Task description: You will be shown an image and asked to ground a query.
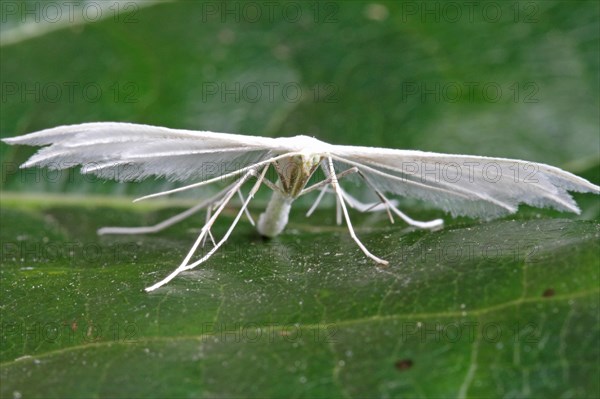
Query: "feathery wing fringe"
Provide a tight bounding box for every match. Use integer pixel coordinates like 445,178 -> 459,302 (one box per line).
3,122 -> 280,182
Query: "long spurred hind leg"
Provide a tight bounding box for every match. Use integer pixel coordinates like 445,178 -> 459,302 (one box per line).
328,155 -> 444,229
145,166 -> 269,292
354,170 -> 443,229
144,169 -> 257,292
97,181 -> 239,236
176,165 -> 269,272
302,166 -> 364,221
303,163 -> 395,221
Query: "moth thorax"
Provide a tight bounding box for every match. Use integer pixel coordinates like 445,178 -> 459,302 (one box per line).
274,154 -> 321,198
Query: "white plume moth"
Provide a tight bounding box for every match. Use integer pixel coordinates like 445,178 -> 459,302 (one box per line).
3,122 -> 599,291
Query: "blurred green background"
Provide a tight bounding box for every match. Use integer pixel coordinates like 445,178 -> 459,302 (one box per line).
1,0 -> 598,195
1,1 -> 599,398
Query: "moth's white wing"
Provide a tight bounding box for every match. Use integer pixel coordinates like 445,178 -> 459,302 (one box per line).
331,145 -> 599,219
3,122 -> 291,181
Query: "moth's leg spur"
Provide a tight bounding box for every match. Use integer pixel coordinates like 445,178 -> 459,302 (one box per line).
237,190 -> 256,226
97,182 -> 238,236
201,206 -> 217,248
306,184 -> 329,217
355,170 -> 444,230
326,156 -> 389,265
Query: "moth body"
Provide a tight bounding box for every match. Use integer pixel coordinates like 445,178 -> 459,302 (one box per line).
258,153 -> 322,237
257,189 -> 293,237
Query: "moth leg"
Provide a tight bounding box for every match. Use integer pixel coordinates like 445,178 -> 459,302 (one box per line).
305,184 -> 329,217
97,181 -> 239,236
303,164 -> 395,223
338,187 -> 395,223
177,165 -> 269,271
237,189 -> 256,226
319,164 -> 394,223
326,156 -> 388,265
145,165 -> 270,292
335,194 -> 342,225
201,206 -> 217,248
300,167 -> 358,196
355,170 -> 444,229
261,177 -> 286,195
306,184 -> 397,219
301,167 -> 358,218
145,168 -> 257,292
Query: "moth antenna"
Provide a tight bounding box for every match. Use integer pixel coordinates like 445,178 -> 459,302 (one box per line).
134,152 -> 301,202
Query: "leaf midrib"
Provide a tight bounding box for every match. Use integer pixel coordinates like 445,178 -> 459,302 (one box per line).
2,287 -> 597,368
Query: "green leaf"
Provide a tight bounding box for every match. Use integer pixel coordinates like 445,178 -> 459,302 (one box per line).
1,1 -> 599,398
1,195 -> 599,398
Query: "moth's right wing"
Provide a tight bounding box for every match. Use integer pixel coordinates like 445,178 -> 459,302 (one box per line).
330,145 -> 599,219
3,122 -> 288,182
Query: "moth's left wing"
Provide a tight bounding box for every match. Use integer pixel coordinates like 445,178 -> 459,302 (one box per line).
3,122 -> 291,182
330,145 -> 599,219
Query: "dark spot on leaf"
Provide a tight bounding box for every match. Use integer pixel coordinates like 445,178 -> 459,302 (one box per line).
62,320 -> 78,332
542,288 -> 555,297
394,359 -> 413,371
